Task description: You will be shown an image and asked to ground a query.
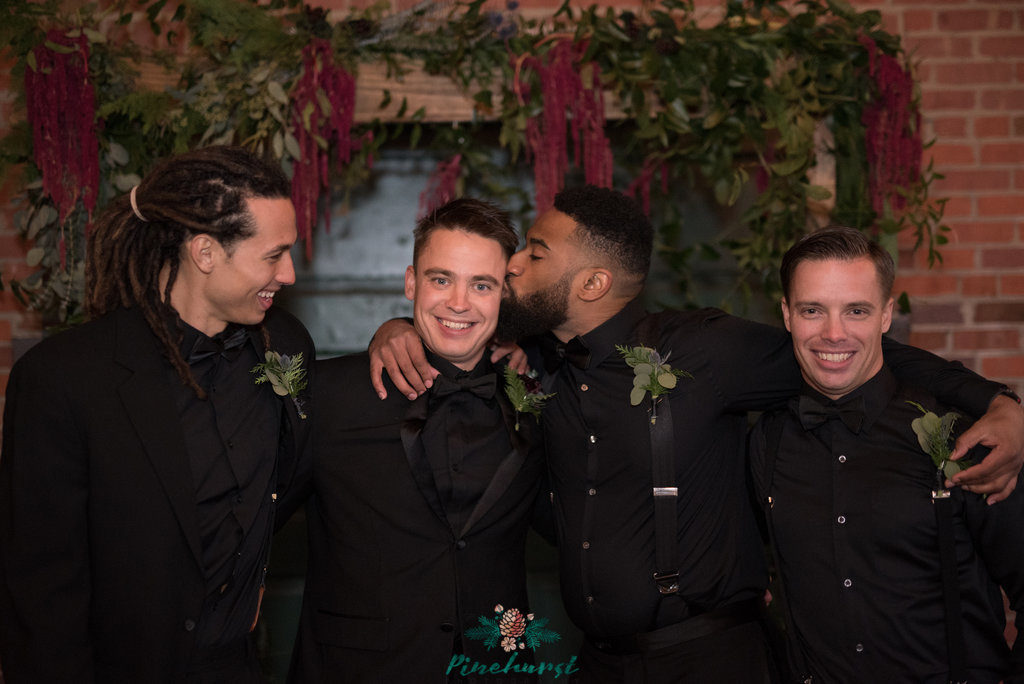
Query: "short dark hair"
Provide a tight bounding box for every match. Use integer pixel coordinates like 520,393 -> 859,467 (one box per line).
413,198 -> 518,265
86,145 -> 291,397
553,185 -> 652,280
780,226 -> 895,300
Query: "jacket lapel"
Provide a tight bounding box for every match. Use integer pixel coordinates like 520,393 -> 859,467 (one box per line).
113,309 -> 204,569
457,393 -> 530,538
399,394 -> 449,526
250,328 -> 306,492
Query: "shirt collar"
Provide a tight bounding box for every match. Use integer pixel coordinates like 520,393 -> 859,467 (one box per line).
567,296 -> 648,371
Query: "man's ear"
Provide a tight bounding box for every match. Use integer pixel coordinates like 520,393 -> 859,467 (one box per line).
187,234 -> 217,274
404,265 -> 416,302
881,296 -> 895,334
576,268 -> 613,303
781,298 -> 792,332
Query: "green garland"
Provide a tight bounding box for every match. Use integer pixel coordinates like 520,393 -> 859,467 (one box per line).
0,0 -> 946,326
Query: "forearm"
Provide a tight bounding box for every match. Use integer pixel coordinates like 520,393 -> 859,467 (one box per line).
882,336 -> 1005,416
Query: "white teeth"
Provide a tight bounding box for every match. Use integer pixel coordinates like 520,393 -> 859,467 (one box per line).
440,319 -> 471,330
817,352 -> 851,362
258,290 -> 275,299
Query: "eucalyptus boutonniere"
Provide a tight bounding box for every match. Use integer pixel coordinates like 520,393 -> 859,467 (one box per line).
503,366 -> 555,431
907,400 -> 974,488
616,345 -> 692,423
252,351 -> 308,419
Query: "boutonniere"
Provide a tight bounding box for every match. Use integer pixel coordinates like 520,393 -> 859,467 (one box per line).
907,400 -> 974,488
503,366 -> 555,431
252,351 -> 308,419
616,345 -> 692,423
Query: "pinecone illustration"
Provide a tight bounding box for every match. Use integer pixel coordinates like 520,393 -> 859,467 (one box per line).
498,608 -> 526,638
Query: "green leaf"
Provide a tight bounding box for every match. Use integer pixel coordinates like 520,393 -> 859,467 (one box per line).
629,387 -> 646,406
942,460 -> 961,480
267,80 -> 289,105
26,247 -> 46,267
770,156 -> 806,176
284,132 -> 302,159
108,141 -> 130,166
27,205 -> 58,240
82,27 -> 106,44
658,372 -> 677,388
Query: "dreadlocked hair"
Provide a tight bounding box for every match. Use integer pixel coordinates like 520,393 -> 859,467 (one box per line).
86,145 -> 291,397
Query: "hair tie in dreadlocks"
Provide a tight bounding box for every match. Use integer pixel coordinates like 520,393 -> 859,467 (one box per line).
130,185 -> 148,222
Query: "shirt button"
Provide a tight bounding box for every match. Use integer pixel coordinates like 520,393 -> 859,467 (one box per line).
843,578 -> 853,588
184,619 -> 196,632
838,454 -> 847,463
585,596 -> 595,605
837,515 -> 846,524
440,623 -> 454,633
855,643 -> 864,653
589,435 -> 597,444
271,492 -> 278,502
580,384 -> 589,391
456,539 -> 467,550
588,488 -> 597,496
582,541 -> 590,550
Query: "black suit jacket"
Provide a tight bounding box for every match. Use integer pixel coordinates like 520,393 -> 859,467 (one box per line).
0,305 -> 314,683
289,353 -> 546,683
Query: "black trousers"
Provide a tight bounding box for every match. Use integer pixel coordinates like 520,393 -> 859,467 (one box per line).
577,620 -> 774,684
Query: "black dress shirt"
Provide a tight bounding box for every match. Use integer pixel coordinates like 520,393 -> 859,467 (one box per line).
752,367 -> 1024,683
422,352 -> 510,535
540,296 -> 1007,641
175,322 -> 281,647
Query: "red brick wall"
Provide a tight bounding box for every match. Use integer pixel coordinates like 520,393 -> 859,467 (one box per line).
883,0 -> 1024,394
0,0 -> 1021,408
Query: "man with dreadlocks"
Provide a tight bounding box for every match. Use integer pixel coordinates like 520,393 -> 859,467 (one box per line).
0,145 -> 314,683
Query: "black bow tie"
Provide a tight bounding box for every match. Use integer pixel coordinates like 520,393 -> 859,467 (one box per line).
797,394 -> 865,433
540,335 -> 591,373
431,373 -> 497,400
187,326 -> 248,365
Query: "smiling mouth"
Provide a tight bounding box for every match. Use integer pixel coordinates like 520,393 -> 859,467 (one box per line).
438,318 -> 473,330
816,351 -> 852,362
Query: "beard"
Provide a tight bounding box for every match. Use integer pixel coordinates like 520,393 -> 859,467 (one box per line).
496,271 -> 572,343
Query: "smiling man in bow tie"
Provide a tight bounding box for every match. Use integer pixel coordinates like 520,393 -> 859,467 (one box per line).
749,226 -> 1024,683
289,198 -> 548,683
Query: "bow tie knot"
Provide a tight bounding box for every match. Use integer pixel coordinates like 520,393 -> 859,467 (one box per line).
432,373 -> 497,400
187,326 -> 248,365
797,394 -> 865,433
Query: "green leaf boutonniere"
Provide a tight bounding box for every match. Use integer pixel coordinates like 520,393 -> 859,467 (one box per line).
616,345 -> 692,423
252,351 -> 308,419
503,366 -> 555,431
907,400 -> 973,485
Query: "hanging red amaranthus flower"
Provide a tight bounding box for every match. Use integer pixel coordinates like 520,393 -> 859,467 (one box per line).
858,35 -> 922,218
514,38 -> 613,213
419,154 -> 462,218
24,29 -> 100,229
290,38 -> 358,259
625,159 -> 669,217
